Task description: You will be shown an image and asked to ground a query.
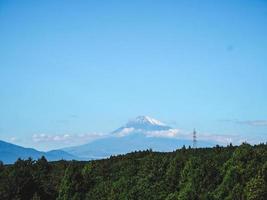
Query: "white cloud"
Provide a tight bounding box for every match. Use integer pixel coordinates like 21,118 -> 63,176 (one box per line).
175,130 -> 241,145
146,129 -> 240,145
113,127 -> 237,145
114,128 -> 180,138
32,132 -> 105,145
145,129 -> 180,138
31,128 -> 244,150
116,128 -> 135,137
222,119 -> 267,127
237,120 -> 267,127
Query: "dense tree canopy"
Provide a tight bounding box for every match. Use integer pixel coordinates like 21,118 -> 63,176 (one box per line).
0,143 -> 266,200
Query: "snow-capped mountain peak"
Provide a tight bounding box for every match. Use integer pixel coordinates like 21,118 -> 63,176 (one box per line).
112,116 -> 174,137
127,116 -> 166,126
124,116 -> 170,130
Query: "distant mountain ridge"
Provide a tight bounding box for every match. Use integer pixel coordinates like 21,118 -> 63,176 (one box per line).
112,116 -> 172,135
64,116 -> 214,159
1,116 -> 215,163
0,140 -> 78,164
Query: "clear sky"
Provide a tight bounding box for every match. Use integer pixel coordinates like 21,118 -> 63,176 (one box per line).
0,0 -> 267,150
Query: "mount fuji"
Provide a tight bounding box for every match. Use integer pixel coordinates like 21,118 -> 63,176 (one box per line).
112,116 -> 173,136
63,116 -> 214,159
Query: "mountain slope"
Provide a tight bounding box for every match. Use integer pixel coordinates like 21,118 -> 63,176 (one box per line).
0,140 -> 78,164
112,116 -> 172,136
64,133 -> 213,159
64,116 -> 214,159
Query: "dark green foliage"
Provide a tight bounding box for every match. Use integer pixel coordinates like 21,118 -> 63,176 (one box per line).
57,162 -> 87,200
0,144 -> 266,199
245,176 -> 267,200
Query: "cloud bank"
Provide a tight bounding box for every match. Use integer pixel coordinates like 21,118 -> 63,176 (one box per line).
114,128 -> 239,145
236,120 -> 267,127
32,132 -> 106,147
222,119 -> 267,127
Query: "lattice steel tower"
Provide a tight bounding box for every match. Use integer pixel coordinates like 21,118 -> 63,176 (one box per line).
193,129 -> 197,148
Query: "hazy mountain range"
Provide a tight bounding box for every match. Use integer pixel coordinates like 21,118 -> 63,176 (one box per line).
0,116 -> 214,164
63,116 -> 214,159
0,140 -> 78,164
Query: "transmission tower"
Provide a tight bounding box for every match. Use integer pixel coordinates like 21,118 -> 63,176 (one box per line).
193,129 -> 197,148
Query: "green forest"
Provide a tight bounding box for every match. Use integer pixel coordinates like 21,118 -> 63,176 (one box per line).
0,143 -> 266,200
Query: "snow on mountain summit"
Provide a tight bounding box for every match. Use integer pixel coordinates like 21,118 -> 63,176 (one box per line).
112,116 -> 177,137
127,116 -> 166,126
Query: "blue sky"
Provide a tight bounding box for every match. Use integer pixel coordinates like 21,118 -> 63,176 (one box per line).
0,0 -> 267,150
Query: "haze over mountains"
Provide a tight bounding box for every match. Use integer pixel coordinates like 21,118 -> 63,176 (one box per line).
63,116 -> 214,159
0,140 -> 77,164
1,116 -> 214,164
